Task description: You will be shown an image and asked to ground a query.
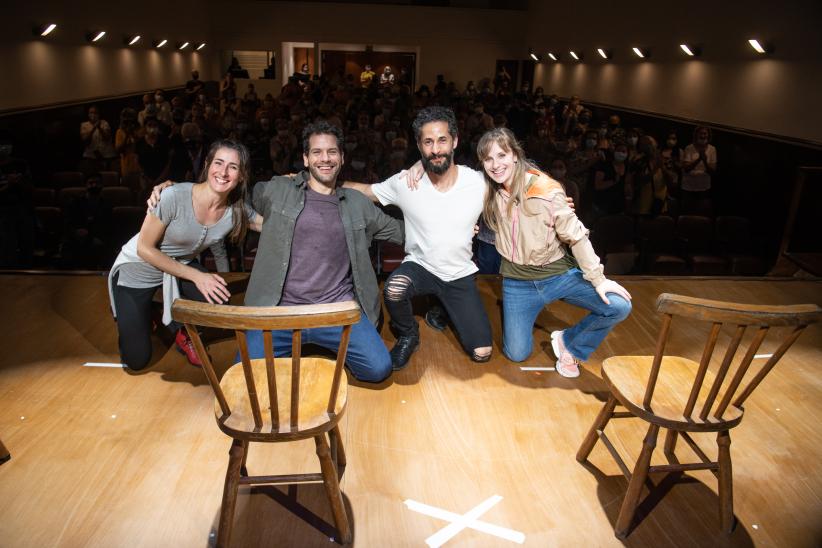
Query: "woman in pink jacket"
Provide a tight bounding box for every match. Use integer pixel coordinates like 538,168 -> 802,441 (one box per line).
478,127 -> 632,377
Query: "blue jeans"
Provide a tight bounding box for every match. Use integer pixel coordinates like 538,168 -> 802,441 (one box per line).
244,315 -> 392,383
502,268 -> 632,362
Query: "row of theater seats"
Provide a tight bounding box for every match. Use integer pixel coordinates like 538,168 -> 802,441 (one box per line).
590,215 -> 766,276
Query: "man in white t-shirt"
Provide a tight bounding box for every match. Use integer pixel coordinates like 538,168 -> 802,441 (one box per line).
345,106 -> 493,370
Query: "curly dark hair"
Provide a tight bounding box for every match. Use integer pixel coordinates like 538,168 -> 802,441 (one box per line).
411,106 -> 458,142
301,120 -> 344,154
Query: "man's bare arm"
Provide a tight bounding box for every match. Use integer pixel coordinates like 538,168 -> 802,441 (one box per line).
341,181 -> 378,202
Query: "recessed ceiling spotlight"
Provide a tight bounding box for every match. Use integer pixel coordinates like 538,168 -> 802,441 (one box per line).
196,43 -> 206,51
547,52 -> 557,61
36,23 -> 57,37
178,42 -> 190,50
569,50 -> 580,60
748,39 -> 766,54
127,35 -> 141,46
89,31 -> 106,43
597,48 -> 610,60
632,47 -> 647,59
154,39 -> 168,48
680,44 -> 695,56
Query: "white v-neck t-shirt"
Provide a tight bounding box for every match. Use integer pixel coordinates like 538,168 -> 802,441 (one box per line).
372,165 -> 486,281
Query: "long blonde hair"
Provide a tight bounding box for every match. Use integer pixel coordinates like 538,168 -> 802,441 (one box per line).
476,127 -> 539,232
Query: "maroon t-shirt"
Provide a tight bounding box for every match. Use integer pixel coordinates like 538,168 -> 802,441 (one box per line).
279,188 -> 355,306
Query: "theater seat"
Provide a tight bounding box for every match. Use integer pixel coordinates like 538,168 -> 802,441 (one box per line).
638,216 -> 687,275
675,216 -> 727,275
715,216 -> 764,275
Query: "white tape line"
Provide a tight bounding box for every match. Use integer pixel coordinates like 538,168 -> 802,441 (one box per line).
425,495 -> 503,547
405,495 -> 524,547
520,366 -> 555,371
754,354 -> 773,359
405,500 -> 525,544
83,362 -> 125,368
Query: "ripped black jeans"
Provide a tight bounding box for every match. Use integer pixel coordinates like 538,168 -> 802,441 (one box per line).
384,261 -> 492,357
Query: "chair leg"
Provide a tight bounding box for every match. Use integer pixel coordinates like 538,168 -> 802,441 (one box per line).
240,440 -> 249,477
217,439 -> 246,548
717,430 -> 735,533
315,435 -> 352,544
615,423 -> 659,539
329,425 -> 347,471
663,430 -> 678,461
0,437 -> 9,464
576,395 -> 618,462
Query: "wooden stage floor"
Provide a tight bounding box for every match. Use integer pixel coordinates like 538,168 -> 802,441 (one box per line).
0,274 -> 820,547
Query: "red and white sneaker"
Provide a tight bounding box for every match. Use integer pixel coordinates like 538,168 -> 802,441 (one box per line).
175,329 -> 203,367
550,330 -> 580,378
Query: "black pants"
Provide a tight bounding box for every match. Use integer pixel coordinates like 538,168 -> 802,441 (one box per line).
384,261 -> 492,354
112,261 -> 208,370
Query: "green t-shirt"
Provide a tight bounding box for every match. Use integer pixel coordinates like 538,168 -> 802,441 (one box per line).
500,252 -> 577,280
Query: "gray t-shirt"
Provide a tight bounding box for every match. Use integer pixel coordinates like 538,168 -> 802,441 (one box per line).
116,183 -> 253,288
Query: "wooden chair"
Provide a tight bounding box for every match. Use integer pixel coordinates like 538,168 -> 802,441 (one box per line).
172,299 -> 360,547
576,293 -> 821,539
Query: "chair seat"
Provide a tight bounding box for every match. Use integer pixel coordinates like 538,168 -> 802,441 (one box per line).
216,357 -> 347,440
602,355 -> 743,431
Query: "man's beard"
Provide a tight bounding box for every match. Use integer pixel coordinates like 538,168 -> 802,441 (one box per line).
308,162 -> 340,185
421,151 -> 453,175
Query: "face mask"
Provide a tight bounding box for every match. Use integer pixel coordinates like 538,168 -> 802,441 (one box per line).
147,127 -> 159,136
667,139 -> 677,147
598,128 -> 607,137
351,160 -> 366,171
551,168 -> 566,179
549,99 -> 558,105
697,137 -> 708,145
628,137 -> 638,146
155,95 -> 163,102
585,139 -> 597,149
614,151 -> 628,162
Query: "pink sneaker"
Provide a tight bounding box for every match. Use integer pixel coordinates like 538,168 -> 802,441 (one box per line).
550,330 -> 580,378
175,328 -> 203,367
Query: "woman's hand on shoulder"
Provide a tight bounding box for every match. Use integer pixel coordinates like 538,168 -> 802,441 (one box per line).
193,271 -> 231,304
146,180 -> 175,211
399,160 -> 424,190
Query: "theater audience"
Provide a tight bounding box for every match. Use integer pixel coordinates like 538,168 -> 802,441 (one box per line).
115,108 -> 141,178
136,117 -> 170,196
681,126 -> 717,214
80,106 -> 117,174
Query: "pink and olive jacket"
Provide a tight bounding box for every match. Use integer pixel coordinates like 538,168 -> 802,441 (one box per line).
493,169 -> 606,287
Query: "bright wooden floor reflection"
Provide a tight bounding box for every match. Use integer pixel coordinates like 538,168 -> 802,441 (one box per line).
0,274 -> 820,547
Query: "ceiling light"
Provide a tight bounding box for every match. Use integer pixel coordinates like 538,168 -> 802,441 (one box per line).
196,43 -> 206,51
748,39 -> 766,54
90,31 -> 106,42
178,42 -> 189,50
597,48 -> 609,59
36,23 -> 57,37
680,44 -> 695,56
632,47 -> 645,58
569,51 -> 579,60
154,39 -> 167,48
127,35 -> 141,46
547,52 -> 557,61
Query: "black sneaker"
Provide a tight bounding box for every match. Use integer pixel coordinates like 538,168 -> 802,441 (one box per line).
424,306 -> 448,332
390,334 -> 420,371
